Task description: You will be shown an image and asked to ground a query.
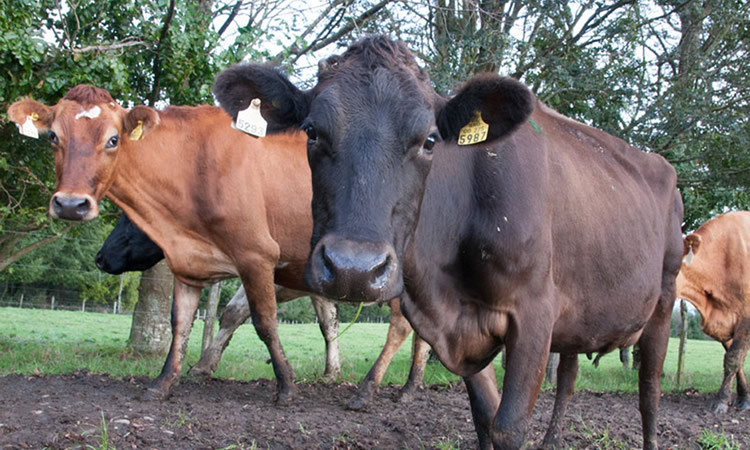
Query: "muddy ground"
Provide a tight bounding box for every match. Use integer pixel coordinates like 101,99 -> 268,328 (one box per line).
0,371 -> 748,449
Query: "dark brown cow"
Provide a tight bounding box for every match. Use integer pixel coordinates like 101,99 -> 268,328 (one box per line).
677,211 -> 750,413
214,36 -> 684,449
8,86 -> 428,408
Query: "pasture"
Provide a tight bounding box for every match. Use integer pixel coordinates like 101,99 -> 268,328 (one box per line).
0,306 -> 748,449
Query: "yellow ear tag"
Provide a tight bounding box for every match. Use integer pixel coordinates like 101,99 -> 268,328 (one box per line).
19,114 -> 39,139
457,110 -> 489,146
232,98 -> 267,137
130,120 -> 143,141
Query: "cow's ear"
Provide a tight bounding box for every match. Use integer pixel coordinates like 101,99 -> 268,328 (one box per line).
7,99 -> 54,133
124,106 -> 160,141
437,73 -> 534,144
213,63 -> 309,133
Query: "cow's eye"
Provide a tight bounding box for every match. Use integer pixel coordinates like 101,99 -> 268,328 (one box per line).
105,135 -> 119,149
421,133 -> 441,155
48,130 -> 59,145
303,123 -> 317,142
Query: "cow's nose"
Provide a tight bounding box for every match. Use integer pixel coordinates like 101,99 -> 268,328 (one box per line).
50,193 -> 93,221
306,235 -> 401,303
95,251 -> 105,270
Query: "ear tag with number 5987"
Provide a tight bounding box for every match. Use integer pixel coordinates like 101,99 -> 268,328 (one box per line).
457,110 -> 488,146
232,98 -> 267,138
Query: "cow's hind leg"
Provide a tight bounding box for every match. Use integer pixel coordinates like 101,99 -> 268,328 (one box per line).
715,320 -> 750,413
541,353 -> 579,449
347,298 -> 411,410
735,364 -> 750,411
144,280 -> 201,401
636,292 -> 674,450
310,295 -> 340,380
465,363 -> 501,450
188,286 -> 249,377
399,332 -> 430,403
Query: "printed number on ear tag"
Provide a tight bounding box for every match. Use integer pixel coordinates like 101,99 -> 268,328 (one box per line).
458,111 -> 488,146
19,115 -> 39,139
232,98 -> 267,137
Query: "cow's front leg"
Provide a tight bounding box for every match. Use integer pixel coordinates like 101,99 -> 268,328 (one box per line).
241,267 -> 296,405
348,297 -> 412,410
492,310 -> 552,449
144,280 -> 201,400
310,295 -> 340,380
541,352 -> 579,449
188,286 -> 250,377
464,362 -> 501,450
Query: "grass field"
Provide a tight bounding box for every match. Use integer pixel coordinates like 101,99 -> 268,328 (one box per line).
0,306 -> 741,394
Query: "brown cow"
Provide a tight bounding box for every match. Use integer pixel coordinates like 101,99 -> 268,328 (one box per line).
214,36 -> 684,449
7,86 -> 428,408
677,211 -> 750,413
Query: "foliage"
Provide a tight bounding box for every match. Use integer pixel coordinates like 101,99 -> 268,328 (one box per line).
2,0 -> 749,320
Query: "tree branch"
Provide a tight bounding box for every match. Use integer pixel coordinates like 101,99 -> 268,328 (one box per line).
0,225 -> 73,272
72,39 -> 148,54
286,0 -> 392,65
148,0 -> 177,106
217,0 -> 244,37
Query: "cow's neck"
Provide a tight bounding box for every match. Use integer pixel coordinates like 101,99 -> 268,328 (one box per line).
106,111 -> 236,285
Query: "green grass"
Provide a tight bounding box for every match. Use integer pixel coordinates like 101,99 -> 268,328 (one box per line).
0,306 -> 744,394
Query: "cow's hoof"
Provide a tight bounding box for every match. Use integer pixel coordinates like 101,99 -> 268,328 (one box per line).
143,387 -> 169,401
346,396 -> 369,411
275,388 -> 295,406
186,365 -> 211,378
713,402 -> 729,414
737,398 -> 750,411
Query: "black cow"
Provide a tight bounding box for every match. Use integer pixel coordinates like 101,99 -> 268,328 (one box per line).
214,35 -> 683,449
97,212 -> 430,409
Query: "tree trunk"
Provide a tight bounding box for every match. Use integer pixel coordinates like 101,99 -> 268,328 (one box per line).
128,260 -> 173,355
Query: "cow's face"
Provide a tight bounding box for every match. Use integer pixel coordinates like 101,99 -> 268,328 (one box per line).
96,213 -> 164,274
7,85 -> 158,221
214,36 -> 533,303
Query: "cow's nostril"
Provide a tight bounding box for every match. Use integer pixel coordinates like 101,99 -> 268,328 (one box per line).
95,252 -> 104,269
321,245 -> 335,282
372,254 -> 389,279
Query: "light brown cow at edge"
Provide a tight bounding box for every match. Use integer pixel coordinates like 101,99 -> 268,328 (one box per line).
677,211 -> 750,413
7,85 -> 429,408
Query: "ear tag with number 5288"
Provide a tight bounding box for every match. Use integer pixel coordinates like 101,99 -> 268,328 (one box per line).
457,110 -> 488,146
232,98 -> 267,138
19,114 -> 39,139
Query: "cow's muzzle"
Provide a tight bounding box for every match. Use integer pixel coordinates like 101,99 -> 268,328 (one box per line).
305,234 -> 402,303
50,193 -> 98,221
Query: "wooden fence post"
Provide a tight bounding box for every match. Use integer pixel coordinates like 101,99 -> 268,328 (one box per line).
676,299 -> 689,388
18,293 -> 24,308
50,295 -> 55,310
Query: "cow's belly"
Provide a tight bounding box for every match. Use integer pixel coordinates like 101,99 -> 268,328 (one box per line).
166,244 -> 238,287
549,285 -> 660,354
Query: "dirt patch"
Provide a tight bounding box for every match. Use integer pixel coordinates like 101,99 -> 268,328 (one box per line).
0,371 -> 748,449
